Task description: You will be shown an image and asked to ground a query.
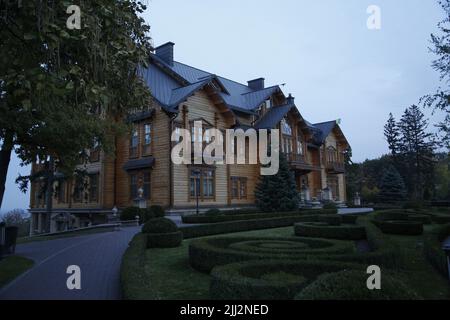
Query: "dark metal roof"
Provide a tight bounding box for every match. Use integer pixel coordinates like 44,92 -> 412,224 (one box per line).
312,121 -> 337,143
123,157 -> 155,171
254,104 -> 293,129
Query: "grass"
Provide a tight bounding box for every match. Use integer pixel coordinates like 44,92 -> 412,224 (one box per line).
137,215 -> 450,300
17,226 -> 117,244
0,255 -> 34,288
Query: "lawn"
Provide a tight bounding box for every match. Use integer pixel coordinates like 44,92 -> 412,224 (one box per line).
0,255 -> 34,288
140,215 -> 450,300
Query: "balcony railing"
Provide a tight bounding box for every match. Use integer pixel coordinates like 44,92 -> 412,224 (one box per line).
284,152 -> 317,172
325,161 -> 345,173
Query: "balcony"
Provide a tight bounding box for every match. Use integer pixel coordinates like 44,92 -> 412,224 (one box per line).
284,152 -> 317,173
325,161 -> 345,174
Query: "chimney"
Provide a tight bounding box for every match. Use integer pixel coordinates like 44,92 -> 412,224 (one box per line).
287,94 -> 295,105
247,78 -> 265,91
155,42 -> 175,66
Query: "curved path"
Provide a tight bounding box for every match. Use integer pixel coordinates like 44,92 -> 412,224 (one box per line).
0,226 -> 139,300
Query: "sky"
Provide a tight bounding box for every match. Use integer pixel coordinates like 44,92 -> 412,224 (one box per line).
1,0 -> 447,212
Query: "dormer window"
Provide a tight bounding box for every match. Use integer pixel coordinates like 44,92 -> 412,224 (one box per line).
265,98 -> 272,110
281,119 -> 292,136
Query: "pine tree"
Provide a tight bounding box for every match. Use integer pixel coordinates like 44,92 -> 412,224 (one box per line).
398,105 -> 436,200
378,166 -> 407,203
384,113 -> 400,156
254,154 -> 299,212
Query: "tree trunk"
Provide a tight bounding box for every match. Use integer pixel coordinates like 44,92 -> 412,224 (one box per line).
0,133 -> 14,209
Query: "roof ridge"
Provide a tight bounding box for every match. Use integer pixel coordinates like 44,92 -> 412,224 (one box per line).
240,85 -> 280,95
313,120 -> 337,126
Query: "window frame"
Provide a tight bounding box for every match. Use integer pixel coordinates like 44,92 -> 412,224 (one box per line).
142,123 -> 152,156
189,167 -> 215,201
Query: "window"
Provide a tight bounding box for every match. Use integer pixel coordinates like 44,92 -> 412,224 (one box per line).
283,136 -> 292,154
143,171 -> 151,200
89,174 -> 99,202
327,146 -> 337,163
142,123 -> 152,155
231,177 -> 247,200
89,138 -> 100,162
297,137 -> 303,155
281,119 -> 292,135
189,167 -> 215,200
129,126 -> 139,158
130,173 -> 138,199
73,179 -> 84,203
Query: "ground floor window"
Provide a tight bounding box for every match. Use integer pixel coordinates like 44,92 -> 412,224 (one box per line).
189,167 -> 215,200
130,173 -> 138,199
231,177 -> 247,200
89,174 -> 99,202
129,170 -> 151,200
327,175 -> 339,200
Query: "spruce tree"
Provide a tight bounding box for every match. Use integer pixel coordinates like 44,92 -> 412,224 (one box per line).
378,166 -> 407,203
255,154 -> 299,212
384,113 -> 400,156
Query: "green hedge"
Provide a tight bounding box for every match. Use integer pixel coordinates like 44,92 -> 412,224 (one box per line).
423,224 -> 450,279
120,233 -> 156,300
142,205 -> 165,223
431,214 -> 450,224
295,269 -> 419,300
294,222 -> 366,240
317,214 -> 342,226
147,231 -> 183,248
341,215 -> 359,224
142,217 -> 178,234
181,209 -> 337,224
373,220 -> 423,236
407,214 -> 432,225
210,260 -> 363,300
189,236 -> 355,273
120,207 -> 141,221
180,215 -> 321,239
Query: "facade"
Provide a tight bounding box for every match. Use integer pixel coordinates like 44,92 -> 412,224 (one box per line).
28,42 -> 350,234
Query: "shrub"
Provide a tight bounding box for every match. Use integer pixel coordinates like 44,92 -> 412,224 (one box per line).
431,214 -> 450,224
120,233 -> 156,299
180,215 -> 320,238
205,208 -> 221,216
141,205 -> 165,223
403,200 -> 425,210
317,214 -> 342,226
188,236 -> 354,273
407,214 -> 432,225
423,224 -> 450,279
210,260 -> 363,300
373,220 -> 423,236
322,202 -> 338,210
120,207 -> 141,221
147,232 -> 183,248
373,209 -> 410,222
341,215 -> 359,224
294,222 -> 366,240
142,217 -> 178,234
295,269 -> 419,300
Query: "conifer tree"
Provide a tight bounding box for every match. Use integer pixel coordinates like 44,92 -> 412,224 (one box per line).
255,154 -> 299,212
378,166 -> 407,203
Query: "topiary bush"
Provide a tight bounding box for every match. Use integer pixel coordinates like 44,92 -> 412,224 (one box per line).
205,208 -> 221,216
341,215 -> 359,224
373,220 -> 423,236
210,260 -> 363,300
295,269 -> 419,300
317,214 -> 342,226
423,223 -> 450,279
294,222 -> 366,240
142,218 -> 182,248
142,217 -> 178,234
188,236 -> 354,273
322,202 -> 338,210
141,205 -> 165,223
120,207 -> 141,221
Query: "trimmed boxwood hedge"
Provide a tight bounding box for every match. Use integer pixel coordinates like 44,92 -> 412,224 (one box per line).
423,223 -> 450,279
295,269 -> 419,300
317,214 -> 342,226
373,220 -> 423,236
147,232 -> 183,248
294,222 -> 366,240
189,236 -> 355,273
181,209 -> 337,224
180,215 -> 320,239
210,260 -> 363,300
407,214 -> 432,225
341,215 -> 359,224
142,218 -> 182,248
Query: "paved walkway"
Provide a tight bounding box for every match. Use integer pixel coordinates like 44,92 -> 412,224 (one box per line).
0,226 -> 139,300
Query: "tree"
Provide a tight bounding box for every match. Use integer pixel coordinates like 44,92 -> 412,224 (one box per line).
377,166 -> 407,203
254,154 -> 299,212
398,105 -> 436,199
0,1 -> 152,209
0,208 -> 29,226
384,113 -> 400,157
422,0 -> 450,149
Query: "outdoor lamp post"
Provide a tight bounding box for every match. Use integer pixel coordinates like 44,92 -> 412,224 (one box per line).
192,169 -> 201,215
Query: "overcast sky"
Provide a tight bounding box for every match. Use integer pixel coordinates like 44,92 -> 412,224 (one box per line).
1,0 -> 446,212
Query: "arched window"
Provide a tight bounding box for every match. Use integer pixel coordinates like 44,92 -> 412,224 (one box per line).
281,119 -> 292,136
